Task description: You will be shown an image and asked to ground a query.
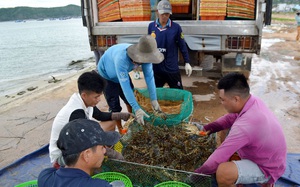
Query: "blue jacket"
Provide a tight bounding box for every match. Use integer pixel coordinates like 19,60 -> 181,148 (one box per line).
97,43 -> 157,111
148,19 -> 190,73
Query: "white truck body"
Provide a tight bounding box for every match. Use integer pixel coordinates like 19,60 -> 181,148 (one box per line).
81,0 -> 272,76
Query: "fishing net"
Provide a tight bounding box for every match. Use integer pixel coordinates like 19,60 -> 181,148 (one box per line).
134,88 -> 193,126
105,120 -> 216,187
101,159 -> 212,187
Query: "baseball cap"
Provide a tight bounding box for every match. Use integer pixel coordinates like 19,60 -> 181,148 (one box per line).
157,0 -> 172,15
57,119 -> 120,156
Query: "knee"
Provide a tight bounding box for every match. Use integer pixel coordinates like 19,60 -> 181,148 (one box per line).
216,162 -> 238,186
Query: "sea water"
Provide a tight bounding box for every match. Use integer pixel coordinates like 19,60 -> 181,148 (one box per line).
0,18 -> 94,97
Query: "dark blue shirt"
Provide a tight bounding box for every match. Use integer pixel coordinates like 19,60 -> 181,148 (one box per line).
148,19 -> 190,73
38,167 -> 111,187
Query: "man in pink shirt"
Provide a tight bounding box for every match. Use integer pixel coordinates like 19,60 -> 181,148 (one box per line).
194,73 -> 286,186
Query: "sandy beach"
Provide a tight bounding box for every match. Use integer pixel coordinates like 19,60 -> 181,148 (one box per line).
1,15 -> 300,170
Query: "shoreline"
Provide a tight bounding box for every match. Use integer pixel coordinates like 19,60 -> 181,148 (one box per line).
0,64 -> 98,169
0,60 -> 96,113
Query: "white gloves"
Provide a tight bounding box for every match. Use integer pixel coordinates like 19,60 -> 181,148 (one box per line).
135,109 -> 149,125
151,100 -> 167,120
151,100 -> 161,111
185,63 -> 192,77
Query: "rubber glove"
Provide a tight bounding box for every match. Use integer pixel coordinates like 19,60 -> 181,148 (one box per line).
151,100 -> 167,120
185,63 -> 192,77
111,112 -> 132,121
151,100 -> 161,111
135,109 -> 149,125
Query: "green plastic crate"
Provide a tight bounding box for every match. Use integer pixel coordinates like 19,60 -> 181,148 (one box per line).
154,181 -> 191,187
14,180 -> 37,187
92,172 -> 133,187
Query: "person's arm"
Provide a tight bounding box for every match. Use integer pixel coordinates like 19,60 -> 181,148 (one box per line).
116,59 -> 141,111
176,24 -> 190,64
195,125 -> 249,174
69,109 -> 86,121
142,63 -> 157,102
203,113 -> 238,134
147,22 -> 151,35
176,23 -> 192,76
92,107 -> 112,121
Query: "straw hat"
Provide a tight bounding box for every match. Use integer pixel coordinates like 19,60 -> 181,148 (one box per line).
127,35 -> 164,64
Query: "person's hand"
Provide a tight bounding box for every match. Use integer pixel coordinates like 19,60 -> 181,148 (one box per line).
111,112 -> 132,121
185,63 -> 192,77
192,122 -> 210,136
151,100 -> 167,120
135,109 -> 150,125
105,147 -> 124,160
151,100 -> 161,111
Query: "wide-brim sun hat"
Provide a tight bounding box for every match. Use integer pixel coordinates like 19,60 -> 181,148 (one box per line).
127,35 -> 164,64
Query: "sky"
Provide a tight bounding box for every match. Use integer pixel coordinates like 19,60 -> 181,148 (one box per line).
0,0 -> 81,8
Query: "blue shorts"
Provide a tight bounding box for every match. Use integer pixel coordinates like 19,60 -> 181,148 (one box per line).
233,159 -> 270,184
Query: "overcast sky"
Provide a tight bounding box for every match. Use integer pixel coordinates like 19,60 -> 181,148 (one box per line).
0,0 -> 81,8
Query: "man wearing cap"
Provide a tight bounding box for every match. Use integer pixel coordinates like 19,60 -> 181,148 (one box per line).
38,119 -> 122,187
296,11 -> 300,42
148,0 -> 192,90
97,35 -> 165,127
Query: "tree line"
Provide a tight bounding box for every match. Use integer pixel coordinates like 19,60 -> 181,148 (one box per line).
0,5 -> 81,22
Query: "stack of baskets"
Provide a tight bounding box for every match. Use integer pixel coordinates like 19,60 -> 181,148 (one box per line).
227,0 -> 255,19
119,0 -> 151,21
97,0 -> 121,22
169,0 -> 191,13
200,0 -> 227,20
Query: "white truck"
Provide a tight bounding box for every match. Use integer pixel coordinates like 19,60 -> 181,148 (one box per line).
81,0 -> 272,77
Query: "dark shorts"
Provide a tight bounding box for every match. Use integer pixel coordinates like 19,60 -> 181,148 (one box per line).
104,78 -> 134,112
154,71 -> 183,89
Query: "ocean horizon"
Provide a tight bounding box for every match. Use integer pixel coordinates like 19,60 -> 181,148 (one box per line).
0,18 -> 94,97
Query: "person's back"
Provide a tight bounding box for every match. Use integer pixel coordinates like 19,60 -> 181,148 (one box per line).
98,43 -> 131,82
194,73 -> 286,185
38,167 -> 111,187
230,95 -> 286,182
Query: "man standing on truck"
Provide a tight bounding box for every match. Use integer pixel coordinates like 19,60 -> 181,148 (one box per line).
296,11 -> 300,42
148,0 -> 192,89
97,35 -> 166,128
193,73 -> 286,186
